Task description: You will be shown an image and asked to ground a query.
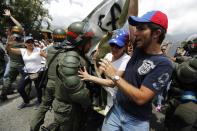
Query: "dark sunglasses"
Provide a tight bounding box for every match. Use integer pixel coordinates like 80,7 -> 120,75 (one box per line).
110,44 -> 123,49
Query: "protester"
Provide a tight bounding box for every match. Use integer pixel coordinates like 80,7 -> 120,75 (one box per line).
3,9 -> 22,28
79,29 -> 131,115
99,10 -> 173,131
161,44 -> 168,56
6,36 -> 46,109
126,38 -> 134,56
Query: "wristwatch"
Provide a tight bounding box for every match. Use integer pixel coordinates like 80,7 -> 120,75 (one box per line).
111,75 -> 120,82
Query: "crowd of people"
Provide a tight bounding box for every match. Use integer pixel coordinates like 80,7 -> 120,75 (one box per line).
0,0 -> 197,131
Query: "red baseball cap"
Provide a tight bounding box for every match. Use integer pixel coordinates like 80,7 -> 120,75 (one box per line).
128,10 -> 168,31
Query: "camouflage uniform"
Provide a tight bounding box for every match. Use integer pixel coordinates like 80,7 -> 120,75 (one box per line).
30,45 -> 64,131
30,28 -> 67,131
47,21 -> 93,131
164,35 -> 197,130
0,42 -> 24,99
52,50 -> 91,131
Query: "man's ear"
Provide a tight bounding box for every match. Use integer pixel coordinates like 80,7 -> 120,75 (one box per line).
153,29 -> 162,39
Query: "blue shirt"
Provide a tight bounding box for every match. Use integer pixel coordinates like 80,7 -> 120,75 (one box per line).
116,48 -> 173,121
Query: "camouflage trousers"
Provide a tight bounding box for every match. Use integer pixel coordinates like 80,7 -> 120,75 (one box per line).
51,99 -> 82,131
1,66 -> 22,95
30,79 -> 55,131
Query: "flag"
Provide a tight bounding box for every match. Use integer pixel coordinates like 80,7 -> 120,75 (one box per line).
84,0 -> 129,33
85,0 -> 136,59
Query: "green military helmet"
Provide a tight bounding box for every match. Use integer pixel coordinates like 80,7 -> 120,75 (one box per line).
11,26 -> 23,41
66,21 -> 94,46
186,34 -> 197,44
11,26 -> 23,35
52,28 -> 66,42
40,29 -> 52,40
176,58 -> 197,84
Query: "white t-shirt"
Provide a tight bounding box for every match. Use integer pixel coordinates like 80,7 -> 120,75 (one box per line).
103,52 -> 131,114
20,47 -> 44,73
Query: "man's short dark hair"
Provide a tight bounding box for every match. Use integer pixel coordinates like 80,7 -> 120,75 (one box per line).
147,23 -> 166,44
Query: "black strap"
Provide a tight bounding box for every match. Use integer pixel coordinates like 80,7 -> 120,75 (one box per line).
38,48 -> 63,88
48,49 -> 63,68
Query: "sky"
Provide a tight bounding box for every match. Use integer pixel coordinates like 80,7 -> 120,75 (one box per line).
45,0 -> 197,41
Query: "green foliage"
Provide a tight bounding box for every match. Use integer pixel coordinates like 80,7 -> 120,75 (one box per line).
0,0 -> 51,35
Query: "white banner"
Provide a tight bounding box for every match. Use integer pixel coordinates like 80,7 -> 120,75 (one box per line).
84,0 -> 131,58
84,0 -> 127,33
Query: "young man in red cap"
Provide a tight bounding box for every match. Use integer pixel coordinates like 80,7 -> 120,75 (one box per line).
100,10 -> 173,131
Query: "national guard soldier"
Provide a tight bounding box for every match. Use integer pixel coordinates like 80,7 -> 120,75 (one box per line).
43,21 -> 95,131
30,28 -> 66,131
0,26 -> 25,101
164,57 -> 197,131
164,35 -> 197,131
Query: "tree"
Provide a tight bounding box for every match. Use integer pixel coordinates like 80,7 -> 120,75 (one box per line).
0,0 -> 51,36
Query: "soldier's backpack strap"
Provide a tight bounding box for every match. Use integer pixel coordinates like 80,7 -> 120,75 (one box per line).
48,49 -> 64,68
38,49 -> 64,88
